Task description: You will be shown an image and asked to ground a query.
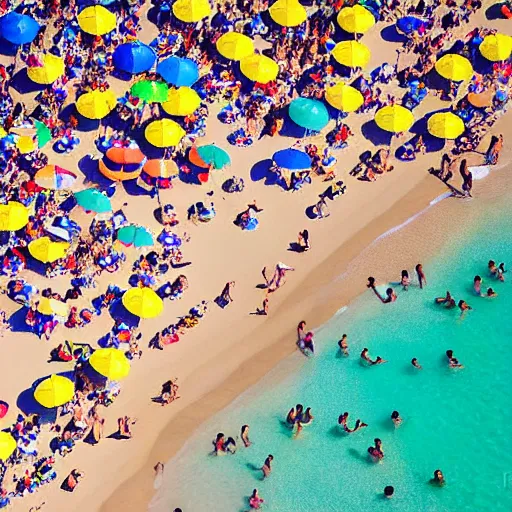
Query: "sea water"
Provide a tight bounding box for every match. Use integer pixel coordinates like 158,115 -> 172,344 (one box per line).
151,196 -> 512,512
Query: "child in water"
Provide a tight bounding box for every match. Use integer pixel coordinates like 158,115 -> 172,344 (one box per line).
411,358 -> 422,369
338,334 -> 349,356
401,270 -> 410,290
391,410 -> 402,427
368,438 -> 384,461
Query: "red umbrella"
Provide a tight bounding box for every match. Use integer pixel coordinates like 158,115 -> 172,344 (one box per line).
0,401 -> 8,419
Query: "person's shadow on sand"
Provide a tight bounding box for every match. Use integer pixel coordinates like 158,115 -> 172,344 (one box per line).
245,462 -> 265,481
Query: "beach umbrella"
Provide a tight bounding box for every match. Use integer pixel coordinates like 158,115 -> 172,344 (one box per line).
27,54 -> 65,85
0,401 -> 8,419
35,165 -> 78,190
117,225 -> 154,248
162,87 -> 201,116
131,80 -> 169,103
427,112 -> 465,139
172,0 -> 211,22
0,202 -> 29,231
0,432 -> 16,461
273,148 -> 311,170
332,41 -> 371,68
337,5 -> 375,34
479,34 -> 512,62
76,89 -> 117,119
325,83 -> 364,112
467,90 -> 494,108
74,189 -> 112,213
396,16 -> 427,35
34,375 -> 74,408
269,0 -> 307,27
28,237 -> 70,263
77,5 -> 116,35
99,146 -> 147,182
289,98 -> 330,131
375,105 -> 414,133
145,119 -> 185,147
189,145 -> 231,169
113,42 -> 157,74
90,348 -> 130,380
37,297 -> 69,317
435,54 -> 473,82
157,56 -> 199,87
240,54 -> 279,84
0,12 -> 40,45
34,120 -> 52,148
16,135 -> 37,154
122,287 -> 163,318
216,32 -> 254,61
139,159 -> 179,189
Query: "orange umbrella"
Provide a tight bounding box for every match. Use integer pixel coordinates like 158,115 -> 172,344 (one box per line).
138,159 -> 179,190
99,146 -> 147,181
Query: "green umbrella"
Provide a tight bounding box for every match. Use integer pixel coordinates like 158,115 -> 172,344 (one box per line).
195,145 -> 231,169
117,225 -> 154,248
34,120 -> 52,148
289,98 -> 330,132
130,80 -> 169,103
74,189 -> 112,214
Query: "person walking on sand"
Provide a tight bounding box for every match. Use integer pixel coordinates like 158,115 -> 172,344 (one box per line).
215,281 -> 235,309
416,264 -> 427,288
262,263 -> 294,292
261,455 -> 273,478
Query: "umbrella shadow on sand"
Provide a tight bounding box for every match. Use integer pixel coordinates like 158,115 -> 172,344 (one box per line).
361,120 -> 393,146
485,2 -> 507,19
409,113 -> 447,153
8,307 -> 33,334
0,37 -> 18,56
79,155 -> 113,189
380,25 -> 407,44
250,159 -> 279,186
109,299 -> 141,329
10,68 -> 45,94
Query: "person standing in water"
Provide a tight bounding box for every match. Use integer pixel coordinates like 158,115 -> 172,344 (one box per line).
473,276 -> 482,296
241,425 -> 251,447
416,264 -> 427,289
338,334 -> 349,356
261,455 -> 273,478
431,469 -> 445,485
411,358 -> 422,369
391,411 -> 402,427
401,270 -> 410,290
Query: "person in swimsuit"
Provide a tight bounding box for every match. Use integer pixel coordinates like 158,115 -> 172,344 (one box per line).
249,488 -> 264,509
415,264 -> 427,289
473,276 -> 482,296
445,298 -> 457,309
486,287 -> 497,297
286,407 -> 296,426
261,455 -> 273,478
61,469 -> 84,492
368,438 -> 384,461
435,291 -> 452,305
384,485 -> 395,498
446,350 -> 464,368
241,425 -> 251,447
488,260 -> 505,281
223,437 -> 237,454
338,334 -> 349,356
391,410 -> 402,427
458,300 -> 472,317
301,407 -> 314,424
214,433 -> 226,454
297,230 -> 310,251
401,270 -> 410,290
360,348 -> 372,364
431,469 -> 445,485
411,358 -> 422,369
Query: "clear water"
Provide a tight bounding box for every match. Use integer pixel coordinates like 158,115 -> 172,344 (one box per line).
151,197 -> 512,512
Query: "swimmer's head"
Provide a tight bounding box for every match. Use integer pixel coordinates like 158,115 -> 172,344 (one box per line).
391,411 -> 399,419
401,270 -> 408,278
474,275 -> 481,282
446,350 -> 453,358
488,260 -> 495,267
384,485 -> 394,498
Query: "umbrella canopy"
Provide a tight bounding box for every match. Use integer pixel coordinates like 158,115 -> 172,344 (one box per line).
157,56 -> 199,87
99,146 -> 147,182
396,16 -> 427,35
145,119 -> 185,147
332,41 -> 371,68
337,5 -> 375,34
0,432 -> 16,461
117,225 -> 154,248
143,159 -> 179,178
375,105 -> 414,133
27,54 -> 65,85
467,90 -> 494,108
189,144 -> 231,169
162,87 -> 201,116
75,189 -> 112,213
122,287 -> 163,318
35,165 -> 78,190
435,54 -> 473,81
289,98 -> 330,131
0,401 -> 8,419
113,42 -> 157,74
427,112 -> 465,139
0,202 -> 29,231
269,0 -> 307,27
29,237 -> 70,263
34,375 -> 74,408
131,80 -> 169,103
479,34 -> 512,62
216,32 -> 254,61
78,5 -> 116,35
172,0 -> 211,22
16,135 -> 37,154
37,297 -> 69,317
240,54 -> 279,83
0,12 -> 40,45
34,120 -> 52,148
90,348 -> 130,380
273,148 -> 312,170
76,89 -> 117,119
325,83 -> 364,112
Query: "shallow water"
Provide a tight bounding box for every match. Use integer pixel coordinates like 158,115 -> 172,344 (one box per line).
151,195 -> 512,512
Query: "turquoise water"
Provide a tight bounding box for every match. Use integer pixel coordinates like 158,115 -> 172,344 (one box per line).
152,197 -> 512,512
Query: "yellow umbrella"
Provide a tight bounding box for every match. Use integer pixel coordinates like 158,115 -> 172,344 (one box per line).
172,0 -> 211,22
269,0 -> 307,27
90,348 -> 130,380
0,201 -> 29,231
28,237 -> 70,263
240,54 -> 279,83
27,54 -> 65,85
216,32 -> 254,61
145,119 -> 185,147
0,432 -> 16,461
332,41 -> 371,68
162,87 -> 201,116
16,135 -> 37,154
479,34 -> 512,62
37,297 -> 69,317
325,83 -> 364,112
427,112 -> 465,139
337,5 -> 375,34
76,89 -> 117,119
435,54 -> 473,81
78,5 -> 116,35
34,375 -> 75,408
375,105 -> 414,133
122,287 -> 163,318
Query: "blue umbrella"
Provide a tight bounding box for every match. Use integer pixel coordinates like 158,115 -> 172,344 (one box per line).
273,148 -> 312,170
157,56 -> 199,87
113,42 -> 156,74
0,12 -> 40,45
396,16 -> 427,35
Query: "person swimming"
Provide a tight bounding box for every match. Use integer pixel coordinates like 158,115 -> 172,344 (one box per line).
338,334 -> 349,356
445,298 -> 457,309
473,276 -> 482,296
401,270 -> 410,290
361,348 -> 387,366
486,287 -> 497,297
446,350 -> 464,368
411,358 -> 422,369
339,412 -> 367,433
431,469 -> 445,485
391,410 -> 402,427
435,291 -> 452,304
368,438 -> 384,461
458,300 -> 472,316
384,485 -> 394,498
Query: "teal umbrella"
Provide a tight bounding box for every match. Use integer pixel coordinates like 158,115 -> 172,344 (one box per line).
130,80 -> 169,103
74,189 -> 112,213
117,225 -> 154,248
289,98 -> 330,132
190,145 -> 231,169
34,120 -> 52,148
